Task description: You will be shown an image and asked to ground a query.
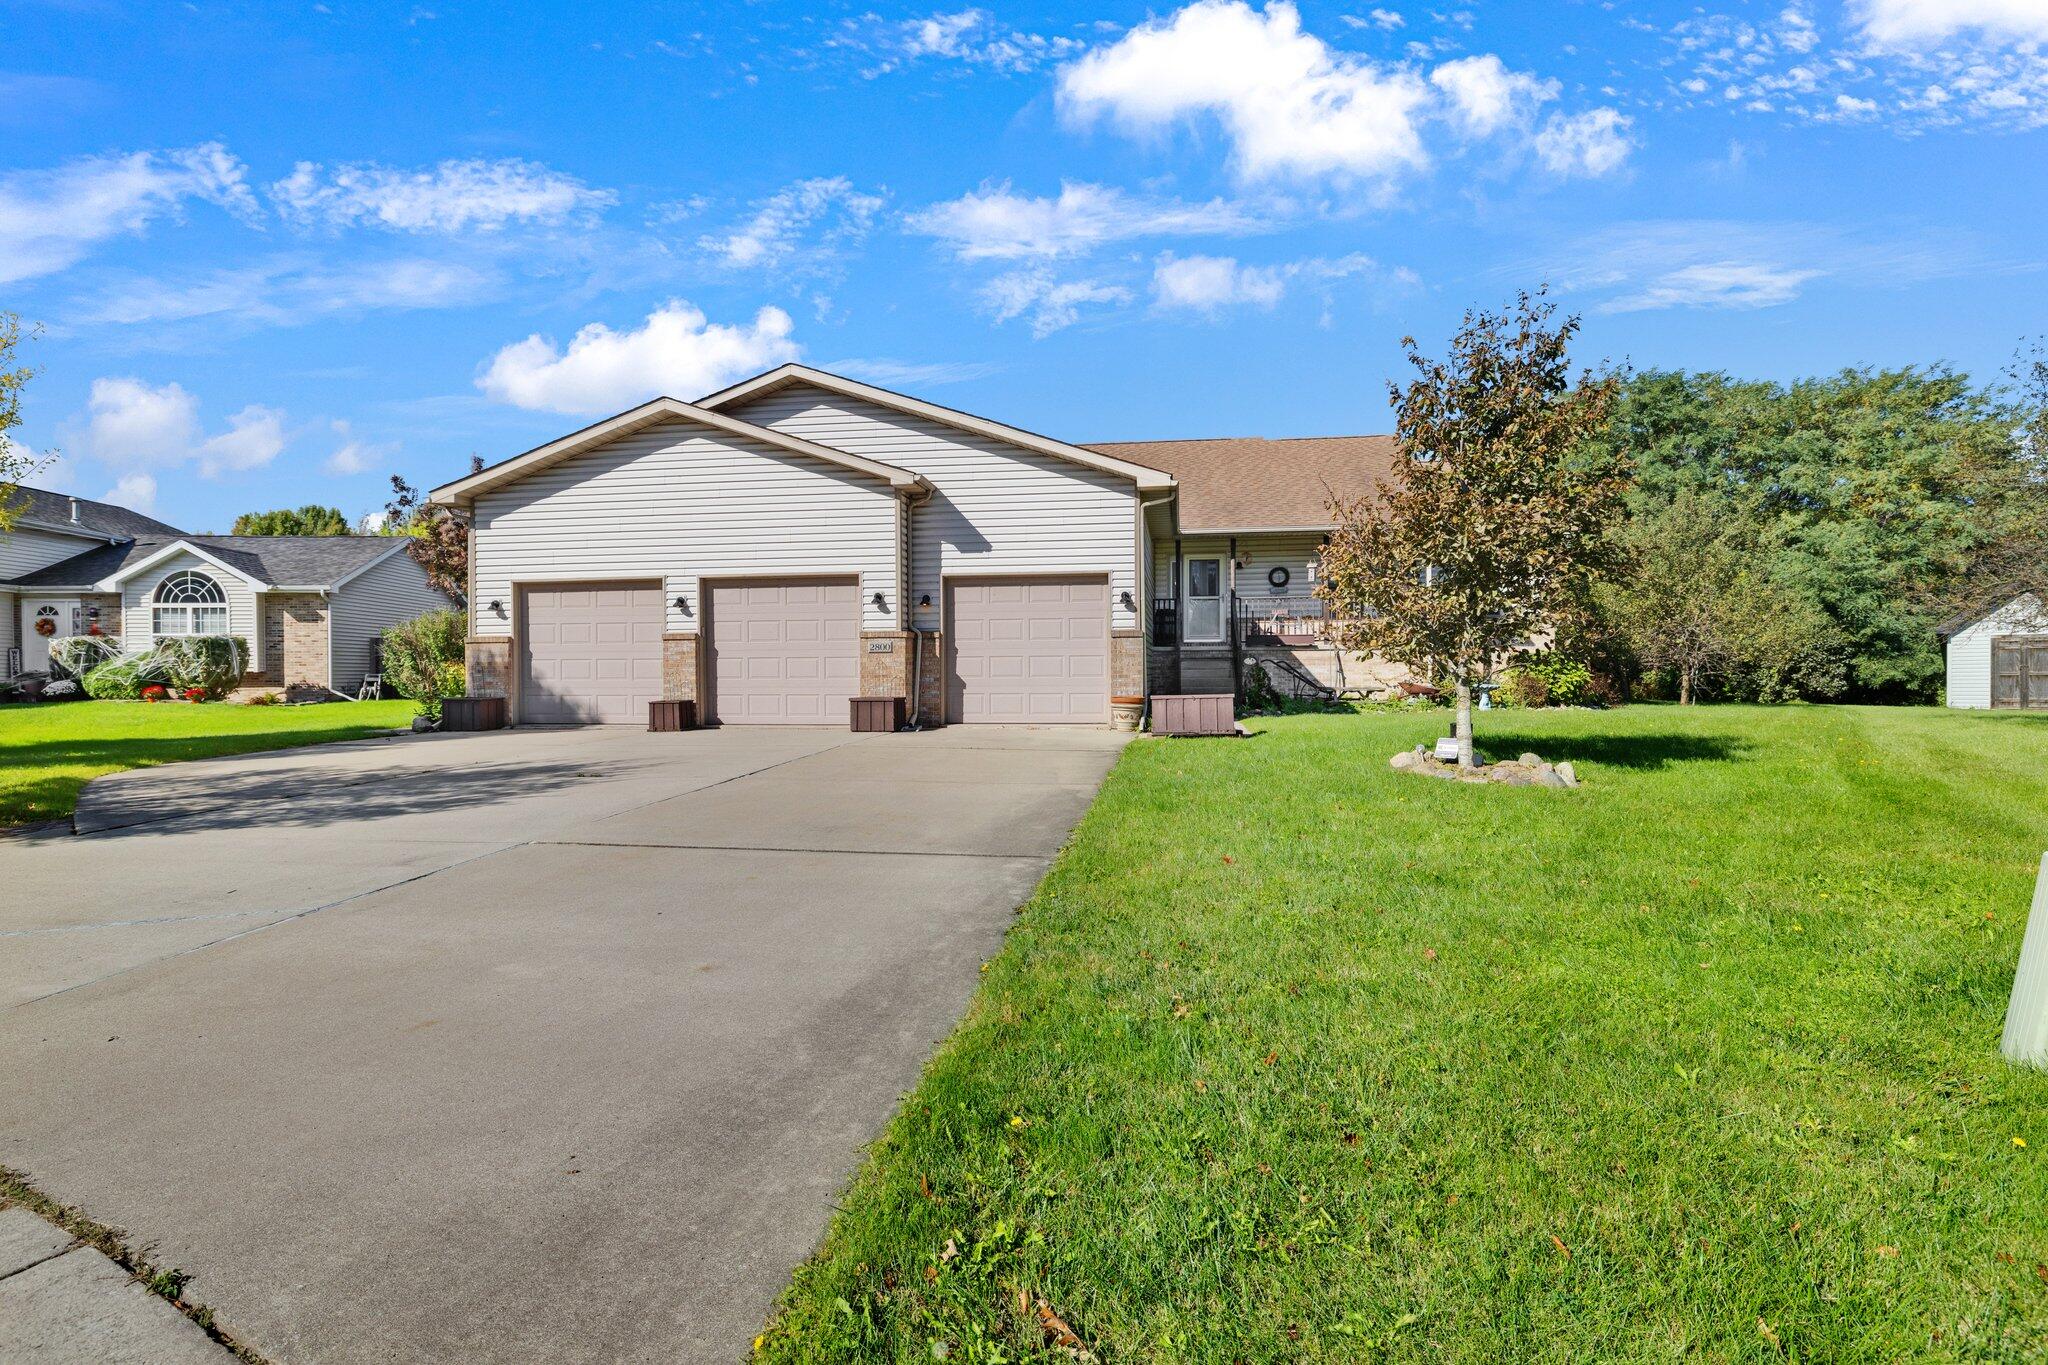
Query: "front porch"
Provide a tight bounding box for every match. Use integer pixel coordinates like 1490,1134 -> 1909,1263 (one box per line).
1149,593 -> 1414,700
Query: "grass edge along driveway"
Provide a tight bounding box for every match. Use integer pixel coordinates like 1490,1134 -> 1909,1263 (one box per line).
756,704 -> 2048,1363
0,699 -> 417,827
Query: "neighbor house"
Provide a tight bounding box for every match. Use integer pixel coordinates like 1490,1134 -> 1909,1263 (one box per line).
2,485 -> 454,697
1939,590 -> 2047,710
431,363 -> 1412,727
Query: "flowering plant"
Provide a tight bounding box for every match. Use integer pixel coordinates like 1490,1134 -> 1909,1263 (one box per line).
141,683 -> 170,701
182,687 -> 206,702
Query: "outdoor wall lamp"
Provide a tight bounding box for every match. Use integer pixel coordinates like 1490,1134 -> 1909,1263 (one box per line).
873,591 -> 888,611
1119,590 -> 1135,610
918,593 -> 932,608
488,599 -> 505,617
672,596 -> 690,614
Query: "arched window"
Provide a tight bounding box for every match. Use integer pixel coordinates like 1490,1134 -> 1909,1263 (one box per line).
153,570 -> 229,638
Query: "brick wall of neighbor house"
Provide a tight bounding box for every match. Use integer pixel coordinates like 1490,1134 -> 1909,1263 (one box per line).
662,633 -> 699,702
80,593 -> 121,641
859,631 -> 911,699
263,594 -> 330,698
1112,631 -> 1145,698
467,636 -> 511,698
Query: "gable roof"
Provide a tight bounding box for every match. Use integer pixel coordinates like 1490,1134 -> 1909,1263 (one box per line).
4,484 -> 186,540
697,364 -> 1176,492
7,536 -> 418,592
1935,588 -> 2046,640
428,394 -> 931,506
1084,435 -> 1401,533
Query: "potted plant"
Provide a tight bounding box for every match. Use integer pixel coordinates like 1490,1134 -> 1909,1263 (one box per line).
141,683 -> 170,702
1110,694 -> 1144,732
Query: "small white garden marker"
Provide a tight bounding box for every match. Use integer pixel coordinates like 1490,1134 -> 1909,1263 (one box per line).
2002,852 -> 2048,1069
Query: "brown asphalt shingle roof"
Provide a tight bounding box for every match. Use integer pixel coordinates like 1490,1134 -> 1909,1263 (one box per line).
1084,435 -> 1401,533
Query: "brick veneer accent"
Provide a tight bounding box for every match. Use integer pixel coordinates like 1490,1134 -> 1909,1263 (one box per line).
662,633 -> 700,702
859,631 -> 911,699
467,636 -> 512,698
79,592 -> 122,641
913,631 -> 945,727
1111,630 -> 1145,698
262,593 -> 330,699
1147,646 -> 1181,696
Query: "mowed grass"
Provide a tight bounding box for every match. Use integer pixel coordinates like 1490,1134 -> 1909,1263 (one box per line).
0,699 -> 416,826
760,705 -> 2048,1362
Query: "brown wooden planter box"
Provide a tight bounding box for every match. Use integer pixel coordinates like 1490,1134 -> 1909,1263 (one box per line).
1151,693 -> 1236,737
850,696 -> 906,732
648,699 -> 698,732
441,696 -> 507,732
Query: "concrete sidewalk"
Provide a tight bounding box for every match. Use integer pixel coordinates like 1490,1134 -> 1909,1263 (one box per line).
1,724 -> 1125,1362
0,1208 -> 232,1362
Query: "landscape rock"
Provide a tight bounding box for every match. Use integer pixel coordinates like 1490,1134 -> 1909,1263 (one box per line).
1387,749 -> 1585,789
1556,761 -> 1579,787
1519,752 -> 1542,767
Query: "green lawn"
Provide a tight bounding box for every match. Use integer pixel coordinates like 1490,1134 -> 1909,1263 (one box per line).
759,704 -> 2048,1363
0,699 -> 417,827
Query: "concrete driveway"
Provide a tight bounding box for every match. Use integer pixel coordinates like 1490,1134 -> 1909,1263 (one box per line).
0,724 -> 1126,1362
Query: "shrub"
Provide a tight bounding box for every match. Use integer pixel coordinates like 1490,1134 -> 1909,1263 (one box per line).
1499,652 -> 1594,708
381,608 -> 467,718
81,652 -> 157,700
158,636 -> 248,699
48,634 -> 122,679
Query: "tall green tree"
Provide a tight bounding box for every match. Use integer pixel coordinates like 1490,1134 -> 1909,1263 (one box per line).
0,313 -> 45,531
1599,366 -> 2025,701
1319,292 -> 1628,766
232,504 -> 354,536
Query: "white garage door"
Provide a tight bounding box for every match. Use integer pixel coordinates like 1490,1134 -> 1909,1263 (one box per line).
947,578 -> 1109,724
519,583 -> 665,725
707,579 -> 859,725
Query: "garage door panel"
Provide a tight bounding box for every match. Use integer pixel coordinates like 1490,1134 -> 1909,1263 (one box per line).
708,578 -> 858,726
946,577 -> 1109,725
520,582 -> 665,725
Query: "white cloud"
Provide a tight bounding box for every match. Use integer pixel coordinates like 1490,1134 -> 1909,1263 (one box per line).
1854,0 -> 2048,48
71,256 -> 493,328
476,300 -> 800,414
1430,54 -> 1556,136
1057,0 -> 1434,185
272,158 -> 613,233
866,8 -> 1084,74
906,181 -> 1269,259
698,177 -> 884,271
66,377 -> 289,483
106,473 -> 158,513
1833,93 -> 1882,117
1151,250 -> 1400,314
324,419 -> 391,475
826,358 -> 1003,386
1604,261 -> 1819,311
980,270 -> 1132,337
1152,253 -> 1289,310
0,142 -> 256,285
1533,108 -> 1635,177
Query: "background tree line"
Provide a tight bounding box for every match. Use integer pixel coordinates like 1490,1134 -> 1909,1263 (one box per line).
1575,355 -> 2047,704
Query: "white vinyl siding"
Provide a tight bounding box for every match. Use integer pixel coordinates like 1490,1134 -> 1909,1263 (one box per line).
327,549 -> 456,692
729,386 -> 1141,633
1,525 -> 107,582
1947,593 -> 2048,708
470,420 -> 901,640
120,551 -> 261,668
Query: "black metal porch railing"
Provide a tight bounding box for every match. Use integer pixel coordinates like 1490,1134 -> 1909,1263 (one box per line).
1151,596 -> 1179,647
1232,594 -> 1332,646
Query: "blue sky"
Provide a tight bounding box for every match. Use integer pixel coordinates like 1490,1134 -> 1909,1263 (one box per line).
3,0 -> 2045,531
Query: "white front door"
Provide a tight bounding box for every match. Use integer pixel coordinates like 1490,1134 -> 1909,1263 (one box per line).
1185,558 -> 1224,643
24,597 -> 81,672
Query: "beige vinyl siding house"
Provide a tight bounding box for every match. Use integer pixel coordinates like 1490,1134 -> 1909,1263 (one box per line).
431,364 -> 1414,728
726,385 -> 1145,638
469,418 -> 904,640
1942,592 -> 2048,709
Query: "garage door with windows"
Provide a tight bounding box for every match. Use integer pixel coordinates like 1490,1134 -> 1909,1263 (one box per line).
707,579 -> 859,724
946,578 -> 1108,724
519,583 -> 665,725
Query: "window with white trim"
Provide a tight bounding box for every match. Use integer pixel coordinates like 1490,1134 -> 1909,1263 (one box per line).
152,570 -> 230,637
